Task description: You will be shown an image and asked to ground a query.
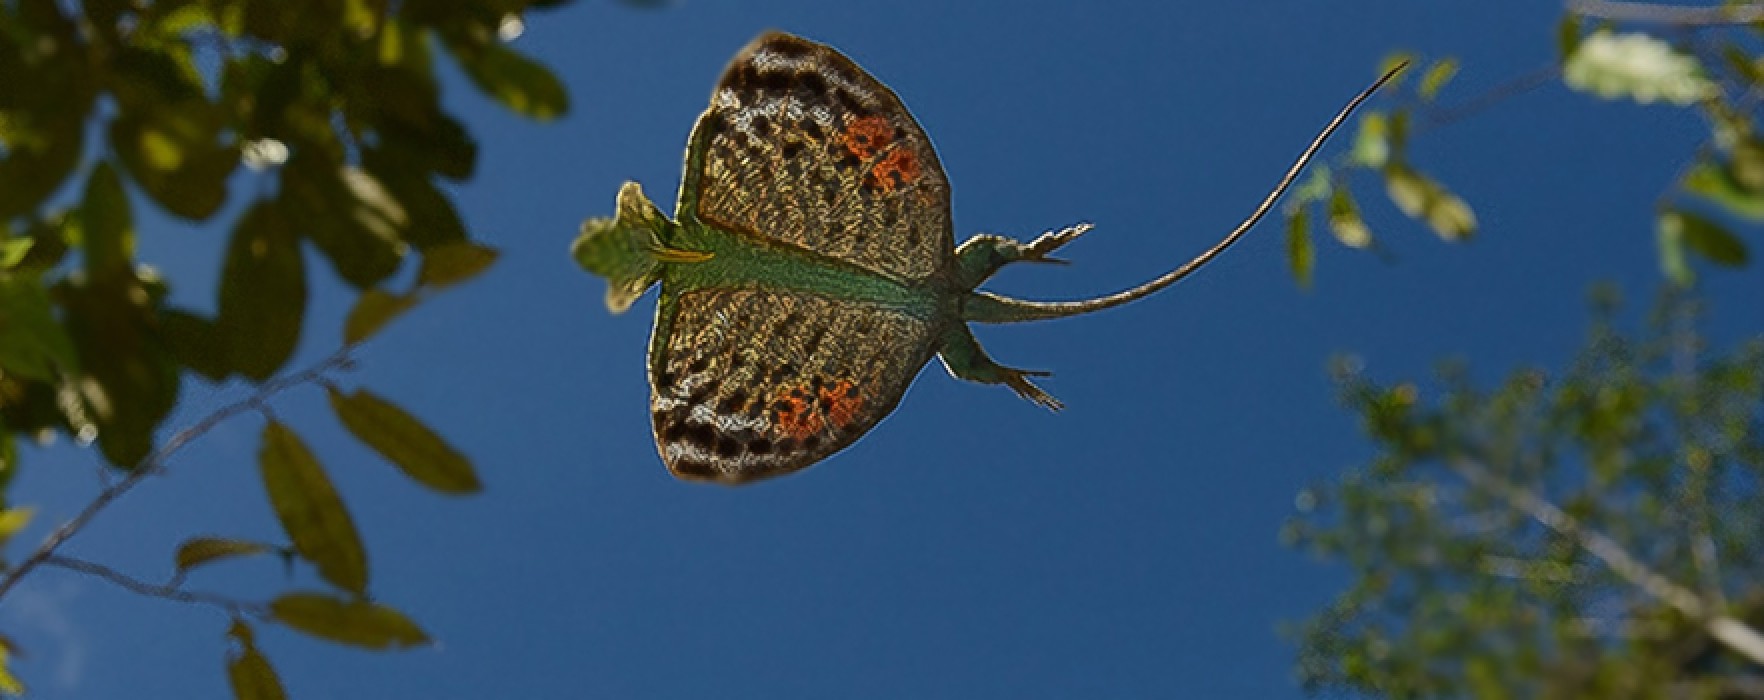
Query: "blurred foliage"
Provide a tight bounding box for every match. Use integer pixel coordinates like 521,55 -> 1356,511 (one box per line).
0,0 -> 577,695
1287,292 -> 1764,697
1287,9 -> 1762,288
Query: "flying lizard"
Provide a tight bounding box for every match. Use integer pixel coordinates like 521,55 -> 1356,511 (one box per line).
573,31 -> 1399,484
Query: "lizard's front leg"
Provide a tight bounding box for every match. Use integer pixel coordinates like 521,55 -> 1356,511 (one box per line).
951,223 -> 1092,290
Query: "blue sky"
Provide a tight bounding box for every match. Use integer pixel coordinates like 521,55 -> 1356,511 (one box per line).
8,1 -> 1763,698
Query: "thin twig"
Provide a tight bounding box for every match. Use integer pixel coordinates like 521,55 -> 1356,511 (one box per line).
0,348 -> 354,604
40,556 -> 264,617
1568,0 -> 1764,25
1449,456 -> 1764,667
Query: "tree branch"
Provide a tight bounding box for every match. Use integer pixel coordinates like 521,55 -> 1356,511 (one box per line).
0,348 -> 354,604
40,556 -> 264,617
1567,0 -> 1764,25
1449,456 -> 1764,667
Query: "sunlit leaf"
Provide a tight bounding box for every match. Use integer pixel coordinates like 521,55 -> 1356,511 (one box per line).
328,387 -> 481,494
218,201 -> 306,380
1350,112 -> 1389,168
0,642 -> 24,696
1328,188 -> 1373,248
0,239 -> 33,269
269,593 -> 429,649
1684,161 -> 1764,221
343,289 -> 417,344
1384,165 -> 1428,219
1562,31 -> 1716,106
1292,166 -> 1334,207
1425,191 -> 1476,241
1378,52 -> 1417,91
417,242 -> 498,289
1287,208 -> 1314,289
450,42 -> 569,120
175,537 -> 273,574
226,620 -> 286,700
1418,59 -> 1458,101
1657,210 -> 1693,285
0,276 -> 78,381
260,421 -> 368,595
0,507 -> 33,543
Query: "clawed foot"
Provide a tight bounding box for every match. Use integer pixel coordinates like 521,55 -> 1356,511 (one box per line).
1020,223 -> 1092,265
1001,367 -> 1064,411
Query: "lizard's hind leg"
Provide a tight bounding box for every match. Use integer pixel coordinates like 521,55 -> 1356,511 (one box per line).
936,324 -> 1064,411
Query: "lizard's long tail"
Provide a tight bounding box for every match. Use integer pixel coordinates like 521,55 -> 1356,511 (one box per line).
963,62 -> 1406,325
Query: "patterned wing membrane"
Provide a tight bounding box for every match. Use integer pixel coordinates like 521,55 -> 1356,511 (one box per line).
649,288 -> 935,483
683,31 -> 954,282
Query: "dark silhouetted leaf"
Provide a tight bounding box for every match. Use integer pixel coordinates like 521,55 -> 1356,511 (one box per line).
109,110 -> 236,221
344,289 -> 417,344
160,310 -> 232,381
451,42 -> 569,121
218,201 -> 306,380
1663,209 -> 1748,269
260,421 -> 368,595
226,620 -> 286,700
175,537 -> 273,574
269,593 -> 429,649
281,157 -> 406,289
328,387 -> 481,494
61,274 -> 181,468
80,162 -> 134,277
417,242 -> 498,289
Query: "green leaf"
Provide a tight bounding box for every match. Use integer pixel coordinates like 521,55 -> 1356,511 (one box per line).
1349,112 -> 1389,168
1327,188 -> 1373,248
1657,210 -> 1693,285
1562,31 -> 1715,106
80,162 -> 134,277
344,289 -> 418,345
217,201 -> 306,381
1292,165 -> 1333,207
1684,161 -> 1764,221
1378,52 -> 1416,91
61,274 -> 181,468
0,239 -> 33,269
1418,58 -> 1458,101
417,242 -> 499,289
450,42 -> 569,121
269,593 -> 429,650
160,310 -> 232,381
1663,209 -> 1748,267
327,387 -> 481,494
1384,165 -> 1429,219
260,421 -> 368,595
0,275 -> 78,381
0,642 -> 25,696
1424,191 -> 1477,241
109,110 -> 236,221
226,620 -> 287,700
1557,15 -> 1583,61
175,537 -> 273,574
280,157 -> 406,289
0,507 -> 34,544
1287,208 -> 1314,289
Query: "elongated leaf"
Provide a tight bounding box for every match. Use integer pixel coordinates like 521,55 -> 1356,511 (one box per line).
417,242 -> 498,289
1418,58 -> 1458,101
1685,161 -> 1764,221
218,201 -> 306,380
280,157 -> 405,289
1657,210 -> 1693,285
160,310 -> 231,381
344,289 -> 417,344
1287,208 -> 1314,289
80,162 -> 134,277
226,620 -> 286,700
1350,112 -> 1389,168
259,422 -> 368,595
1563,31 -> 1715,105
0,239 -> 32,269
1328,188 -> 1372,248
175,537 -> 273,574
328,387 -> 481,494
451,42 -> 569,120
1662,209 -> 1748,269
62,274 -> 181,468
269,592 -> 429,649
0,643 -> 24,696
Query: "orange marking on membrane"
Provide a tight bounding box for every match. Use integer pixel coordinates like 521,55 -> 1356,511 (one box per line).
869,148 -> 920,193
774,393 -> 824,440
840,115 -> 894,160
820,380 -> 865,429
